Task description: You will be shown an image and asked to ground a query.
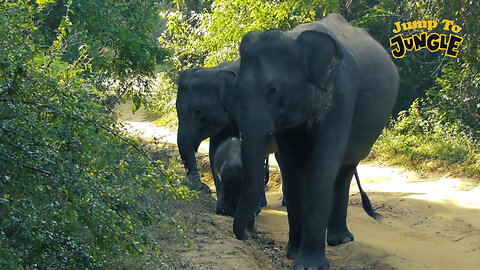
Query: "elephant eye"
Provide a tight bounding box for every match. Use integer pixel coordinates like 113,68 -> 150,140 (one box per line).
194,109 -> 202,117
267,86 -> 278,97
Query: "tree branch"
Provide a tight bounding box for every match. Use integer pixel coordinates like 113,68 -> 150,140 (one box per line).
0,99 -> 56,110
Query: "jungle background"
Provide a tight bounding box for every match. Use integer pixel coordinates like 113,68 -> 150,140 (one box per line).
0,0 -> 478,269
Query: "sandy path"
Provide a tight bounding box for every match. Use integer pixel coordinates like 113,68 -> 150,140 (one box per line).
117,102 -> 209,152
118,102 -> 480,269
259,165 -> 480,270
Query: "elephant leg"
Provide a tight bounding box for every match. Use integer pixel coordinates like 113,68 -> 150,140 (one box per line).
327,163 -> 357,246
273,152 -> 287,207
293,115 -> 354,269
264,155 -> 270,186
274,131 -> 308,260
259,155 -> 269,207
293,157 -> 337,270
209,150 -> 221,197
210,135 -> 227,196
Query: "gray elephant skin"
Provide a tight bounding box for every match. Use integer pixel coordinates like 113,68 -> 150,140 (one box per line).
213,137 -> 247,216
214,137 -> 280,217
175,61 -> 239,193
175,61 -> 272,208
223,13 -> 399,269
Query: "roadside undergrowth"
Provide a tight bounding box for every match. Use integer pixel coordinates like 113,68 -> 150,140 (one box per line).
369,100 -> 480,179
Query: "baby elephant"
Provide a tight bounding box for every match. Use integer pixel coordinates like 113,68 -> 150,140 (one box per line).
213,137 -> 243,216
214,137 -> 274,216
214,137 -> 270,217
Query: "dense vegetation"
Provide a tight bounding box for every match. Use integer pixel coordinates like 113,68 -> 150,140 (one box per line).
1,0 -> 478,269
153,0 -> 479,177
1,1 -> 194,268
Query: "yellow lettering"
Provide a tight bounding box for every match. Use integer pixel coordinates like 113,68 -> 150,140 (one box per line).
390,34 -> 406,58
390,20 -> 463,58
446,34 -> 464,58
451,25 -> 462,33
427,33 -> 440,52
392,21 -> 402,33
427,20 -> 438,30
412,33 -> 427,51
412,21 -> 427,29
442,19 -> 454,30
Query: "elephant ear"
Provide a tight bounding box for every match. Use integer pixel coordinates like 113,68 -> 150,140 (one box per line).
177,68 -> 200,90
297,30 -> 343,91
217,70 -> 239,119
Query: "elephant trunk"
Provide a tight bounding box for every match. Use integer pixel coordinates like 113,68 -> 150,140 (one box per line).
233,126 -> 271,240
177,124 -> 200,182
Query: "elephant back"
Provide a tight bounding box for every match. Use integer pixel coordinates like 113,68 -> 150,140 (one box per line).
213,137 -> 242,176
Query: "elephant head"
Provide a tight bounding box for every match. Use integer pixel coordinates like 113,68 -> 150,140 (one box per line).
228,29 -> 343,240
213,138 -> 243,217
176,62 -> 239,184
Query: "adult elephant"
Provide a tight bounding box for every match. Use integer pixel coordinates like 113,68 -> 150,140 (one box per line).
176,61 -> 273,205
176,61 -> 240,193
224,13 -> 398,269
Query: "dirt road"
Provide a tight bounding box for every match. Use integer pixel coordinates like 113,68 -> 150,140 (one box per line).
259,164 -> 480,270
119,103 -> 480,269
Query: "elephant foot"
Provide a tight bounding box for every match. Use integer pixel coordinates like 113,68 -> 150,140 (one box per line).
189,182 -> 212,195
216,205 -> 234,217
327,229 -> 354,246
281,197 -> 286,207
234,219 -> 255,240
247,218 -> 256,232
186,177 -> 211,194
293,254 -> 330,270
260,196 -> 267,207
286,241 -> 300,259
255,206 -> 262,216
185,172 -> 211,194
194,181 -> 212,194
234,230 -> 249,240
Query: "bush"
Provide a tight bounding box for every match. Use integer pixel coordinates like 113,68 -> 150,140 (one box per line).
0,2 -> 195,268
146,73 -> 179,130
371,100 -> 480,177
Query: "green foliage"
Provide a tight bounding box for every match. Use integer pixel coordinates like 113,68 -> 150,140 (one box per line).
150,0 -> 340,125
366,0 -> 479,177
149,0 -> 479,177
147,74 -> 179,129
427,62 -> 479,139
161,0 -> 340,68
199,0 -> 339,67
35,0 -> 172,110
348,0 -> 439,115
1,1 -> 195,268
372,100 -> 480,176
347,0 -> 479,118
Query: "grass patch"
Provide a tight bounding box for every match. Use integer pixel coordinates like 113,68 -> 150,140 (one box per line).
369,100 -> 480,179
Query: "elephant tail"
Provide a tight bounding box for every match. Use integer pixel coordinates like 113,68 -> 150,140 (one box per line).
354,169 -> 382,221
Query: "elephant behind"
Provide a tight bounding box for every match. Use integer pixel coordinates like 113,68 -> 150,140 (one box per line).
175,61 -> 273,207
175,61 -> 239,193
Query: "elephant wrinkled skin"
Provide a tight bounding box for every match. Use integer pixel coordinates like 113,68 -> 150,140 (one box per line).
225,13 -> 399,269
213,137 -> 278,217
176,61 -> 239,193
175,61 -> 272,208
